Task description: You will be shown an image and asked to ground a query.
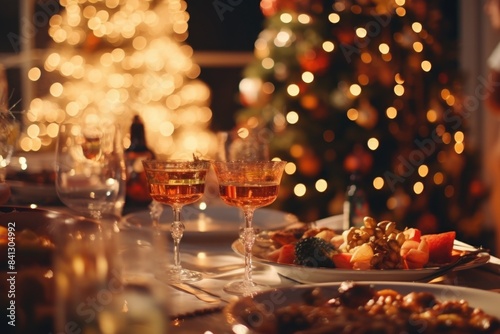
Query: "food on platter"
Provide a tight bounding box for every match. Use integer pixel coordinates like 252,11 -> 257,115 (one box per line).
255,216 -> 481,270
227,281 -> 500,334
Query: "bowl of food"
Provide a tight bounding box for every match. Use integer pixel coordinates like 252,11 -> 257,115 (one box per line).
5,152 -> 59,206
0,206 -> 91,334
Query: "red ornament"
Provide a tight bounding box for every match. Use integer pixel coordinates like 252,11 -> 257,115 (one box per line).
298,48 -> 330,74
298,150 -> 322,176
343,145 -> 373,174
469,179 -> 485,197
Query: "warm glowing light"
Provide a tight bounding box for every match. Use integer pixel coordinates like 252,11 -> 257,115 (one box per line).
445,95 -> 455,106
373,177 -> 384,189
50,83 -> 64,97
302,71 -> 314,83
329,13 -> 340,23
358,74 -> 369,85
442,132 -> 451,144
454,142 -> 464,154
347,108 -> 358,121
418,165 -> 428,177
315,179 -> 327,192
421,60 -> 432,72
395,7 -> 406,16
426,109 -> 437,122
455,131 -> 464,143
356,27 -> 367,38
413,41 -> 423,52
379,43 -> 390,54
290,144 -> 303,158
28,67 -> 42,81
394,73 -> 404,84
394,84 -> 404,96
280,13 -> 293,23
286,111 -> 299,124
298,14 -> 310,24
386,107 -> 397,119
413,181 -> 424,194
287,84 -> 300,96
349,84 -> 362,96
322,41 -> 334,52
294,183 -> 306,197
262,57 -> 274,69
285,162 -> 296,175
275,30 -> 292,47
412,22 -> 423,33
361,52 -> 372,63
367,138 -> 379,150
434,172 -> 444,185
441,88 -> 450,99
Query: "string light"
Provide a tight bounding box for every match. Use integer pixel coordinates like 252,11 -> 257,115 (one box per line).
25,0 -> 215,158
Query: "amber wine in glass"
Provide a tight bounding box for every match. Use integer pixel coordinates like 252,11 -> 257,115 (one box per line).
212,160 -> 286,295
142,159 -> 210,283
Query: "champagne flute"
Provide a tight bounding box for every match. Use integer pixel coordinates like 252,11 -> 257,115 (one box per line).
211,160 -> 286,295
55,122 -> 126,220
142,159 -> 210,283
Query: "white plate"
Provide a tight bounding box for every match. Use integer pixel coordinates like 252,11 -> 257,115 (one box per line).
226,281 -> 500,333
121,204 -> 298,238
231,240 -> 490,283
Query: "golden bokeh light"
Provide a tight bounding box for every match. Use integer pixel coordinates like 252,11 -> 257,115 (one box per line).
315,179 -> 328,192
24,0 -> 216,156
373,177 -> 384,190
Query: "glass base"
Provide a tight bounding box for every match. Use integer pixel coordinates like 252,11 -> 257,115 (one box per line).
156,266 -> 202,283
223,280 -> 269,296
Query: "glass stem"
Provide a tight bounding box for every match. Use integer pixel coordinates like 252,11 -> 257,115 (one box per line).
242,208 -> 256,287
171,205 -> 184,271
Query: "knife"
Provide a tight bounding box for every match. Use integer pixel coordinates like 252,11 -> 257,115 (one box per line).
170,283 -> 230,304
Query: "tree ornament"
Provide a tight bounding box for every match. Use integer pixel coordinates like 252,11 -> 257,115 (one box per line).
298,48 -> 330,74
343,144 -> 373,174
298,149 -> 322,176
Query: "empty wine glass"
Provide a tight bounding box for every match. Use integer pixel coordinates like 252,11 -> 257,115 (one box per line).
55,122 -> 126,220
216,127 -> 270,162
142,159 -> 211,283
212,160 -> 286,295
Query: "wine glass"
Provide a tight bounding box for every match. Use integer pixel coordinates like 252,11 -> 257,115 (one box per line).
142,159 -> 211,283
55,122 -> 126,220
0,110 -> 19,204
216,127 -> 270,162
211,160 -> 287,295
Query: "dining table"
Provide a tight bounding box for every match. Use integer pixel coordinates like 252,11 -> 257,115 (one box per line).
167,229 -> 500,334
2,202 -> 500,334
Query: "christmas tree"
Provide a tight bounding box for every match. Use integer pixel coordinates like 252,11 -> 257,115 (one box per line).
22,0 -> 216,159
237,0 -> 486,242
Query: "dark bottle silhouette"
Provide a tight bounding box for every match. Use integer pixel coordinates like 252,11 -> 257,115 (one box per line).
125,115 -> 155,207
343,172 -> 370,230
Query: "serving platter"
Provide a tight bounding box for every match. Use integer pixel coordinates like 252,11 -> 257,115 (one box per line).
231,239 -> 490,283
225,281 -> 500,333
121,204 -> 298,239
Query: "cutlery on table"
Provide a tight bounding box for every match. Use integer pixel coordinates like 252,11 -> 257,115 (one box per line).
169,282 -> 230,304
